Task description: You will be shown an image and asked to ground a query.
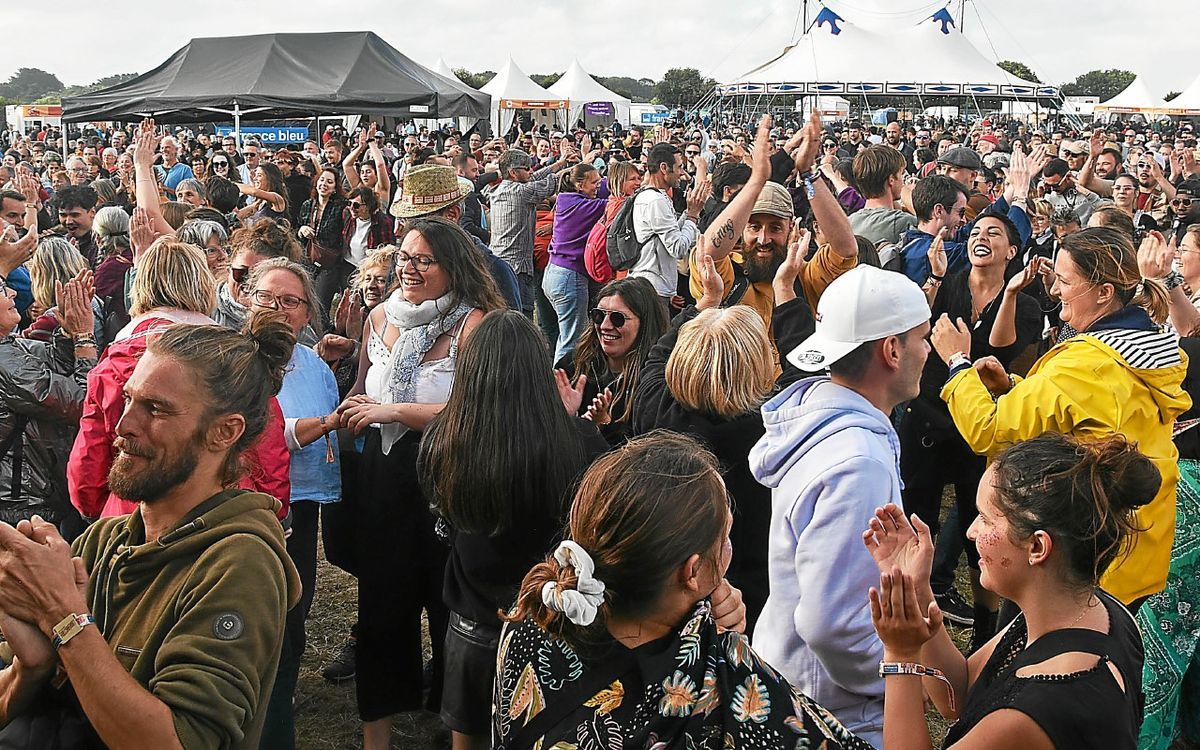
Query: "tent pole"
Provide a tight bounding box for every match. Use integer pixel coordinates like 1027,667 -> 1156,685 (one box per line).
234,100 -> 242,150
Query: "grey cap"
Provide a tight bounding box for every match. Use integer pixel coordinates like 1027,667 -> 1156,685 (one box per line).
937,147 -> 983,171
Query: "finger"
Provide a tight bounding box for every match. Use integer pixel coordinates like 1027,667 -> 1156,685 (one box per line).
956,318 -> 970,335
573,373 -> 587,393
868,587 -> 883,624
888,569 -> 906,620
900,572 -> 921,621
862,527 -> 878,550
72,556 -> 89,587
927,599 -> 944,632
911,513 -> 932,548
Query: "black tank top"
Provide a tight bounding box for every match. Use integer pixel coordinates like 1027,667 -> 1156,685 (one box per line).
943,590 -> 1145,749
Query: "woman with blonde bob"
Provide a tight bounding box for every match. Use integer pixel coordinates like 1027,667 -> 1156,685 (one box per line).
22,237 -> 102,343
632,250 -> 814,630
68,239 -> 292,526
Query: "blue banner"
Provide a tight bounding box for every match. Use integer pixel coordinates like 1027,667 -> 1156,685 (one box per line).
214,126 -> 310,144
639,111 -> 670,124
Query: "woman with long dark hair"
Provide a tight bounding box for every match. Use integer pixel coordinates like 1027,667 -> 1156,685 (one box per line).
335,217 -> 504,750
556,276 -> 666,445
418,309 -> 606,750
297,167 -> 348,317
236,161 -> 289,225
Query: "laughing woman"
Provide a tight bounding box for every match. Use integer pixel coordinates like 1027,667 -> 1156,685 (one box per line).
335,217 -> 503,750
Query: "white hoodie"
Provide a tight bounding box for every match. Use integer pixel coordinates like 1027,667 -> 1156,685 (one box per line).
749,375 -> 903,749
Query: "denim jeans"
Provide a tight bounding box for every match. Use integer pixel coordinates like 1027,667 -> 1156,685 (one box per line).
541,263 -> 589,362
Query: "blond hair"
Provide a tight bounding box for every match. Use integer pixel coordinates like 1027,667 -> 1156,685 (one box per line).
665,307 -> 775,419
29,237 -> 88,312
130,238 -> 217,316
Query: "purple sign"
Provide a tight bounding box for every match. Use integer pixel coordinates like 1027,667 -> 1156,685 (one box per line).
584,101 -> 614,117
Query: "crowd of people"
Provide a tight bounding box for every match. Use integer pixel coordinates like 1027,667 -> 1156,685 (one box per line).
0,103 -> 1198,750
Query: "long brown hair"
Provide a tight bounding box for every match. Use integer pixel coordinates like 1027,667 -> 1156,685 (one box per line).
418,310 -> 589,535
391,217 -> 506,315
571,277 -> 667,424
504,431 -> 727,651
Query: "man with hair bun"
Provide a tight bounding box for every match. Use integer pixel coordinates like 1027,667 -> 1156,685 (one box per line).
0,313 -> 301,749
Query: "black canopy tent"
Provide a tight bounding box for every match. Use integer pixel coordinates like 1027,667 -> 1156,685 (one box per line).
61,31 -> 490,138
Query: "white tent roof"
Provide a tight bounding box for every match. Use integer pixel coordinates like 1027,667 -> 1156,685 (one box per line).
720,9 -> 1056,100
481,57 -> 566,135
1174,71 -> 1200,109
1094,76 -> 1169,112
548,59 -> 631,126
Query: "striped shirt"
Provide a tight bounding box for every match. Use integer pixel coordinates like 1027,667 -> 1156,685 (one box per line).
487,165 -> 560,275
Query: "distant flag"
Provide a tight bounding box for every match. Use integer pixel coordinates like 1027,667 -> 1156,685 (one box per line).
930,7 -> 956,34
815,6 -> 845,35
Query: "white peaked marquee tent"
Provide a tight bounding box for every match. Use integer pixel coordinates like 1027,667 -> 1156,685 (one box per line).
549,60 -> 632,127
481,58 -> 567,135
1173,72 -> 1200,111
1095,77 -> 1169,113
428,58 -> 490,131
717,5 -> 1059,102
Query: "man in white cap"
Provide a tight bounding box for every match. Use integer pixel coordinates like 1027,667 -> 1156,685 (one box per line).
749,265 -> 931,749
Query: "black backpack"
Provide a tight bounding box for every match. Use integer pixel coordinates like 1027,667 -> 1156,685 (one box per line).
605,187 -> 656,272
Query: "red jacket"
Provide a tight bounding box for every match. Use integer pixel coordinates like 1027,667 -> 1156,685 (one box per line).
67,316 -> 291,520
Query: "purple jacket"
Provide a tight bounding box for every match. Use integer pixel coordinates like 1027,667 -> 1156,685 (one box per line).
549,179 -> 610,274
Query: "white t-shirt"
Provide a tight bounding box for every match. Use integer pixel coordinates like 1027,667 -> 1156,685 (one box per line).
347,218 -> 371,267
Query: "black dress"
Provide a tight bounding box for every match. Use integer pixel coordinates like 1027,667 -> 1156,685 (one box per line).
943,590 -> 1145,749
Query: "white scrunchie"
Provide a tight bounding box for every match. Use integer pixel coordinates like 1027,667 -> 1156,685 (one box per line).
540,540 -> 607,626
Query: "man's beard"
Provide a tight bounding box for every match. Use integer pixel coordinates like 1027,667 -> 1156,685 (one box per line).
744,238 -> 785,283
108,428 -> 205,504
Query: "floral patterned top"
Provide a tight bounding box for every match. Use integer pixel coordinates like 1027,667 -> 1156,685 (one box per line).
493,600 -> 871,750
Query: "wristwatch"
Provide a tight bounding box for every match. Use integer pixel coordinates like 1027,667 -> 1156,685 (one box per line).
51,612 -> 96,651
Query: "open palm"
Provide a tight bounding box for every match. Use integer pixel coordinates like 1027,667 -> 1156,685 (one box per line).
861,503 -> 934,584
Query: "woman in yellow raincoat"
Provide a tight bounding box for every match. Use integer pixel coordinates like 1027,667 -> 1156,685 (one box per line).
931,227 -> 1190,606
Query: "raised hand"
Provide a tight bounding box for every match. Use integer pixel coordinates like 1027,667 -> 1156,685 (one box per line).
791,111 -> 823,175
133,119 -> 157,168
696,235 -> 724,310
927,228 -> 948,279
773,220 -> 809,305
1138,230 -> 1175,280
1005,256 -> 1043,297
1089,130 -> 1105,158
686,178 -> 711,220
554,368 -> 587,415
750,114 -> 774,177
55,269 -> 95,337
870,569 -> 944,660
584,388 -> 614,425
862,503 -> 934,584
931,313 -> 971,364
316,334 -> 356,363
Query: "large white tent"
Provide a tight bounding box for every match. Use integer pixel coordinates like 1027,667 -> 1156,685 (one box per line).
549,60 -> 631,128
1094,76 -> 1170,115
426,58 -> 489,132
480,57 -> 567,136
1173,72 -> 1200,110
718,6 -> 1058,102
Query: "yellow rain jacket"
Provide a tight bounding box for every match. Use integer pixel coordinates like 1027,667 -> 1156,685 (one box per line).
941,320 -> 1191,604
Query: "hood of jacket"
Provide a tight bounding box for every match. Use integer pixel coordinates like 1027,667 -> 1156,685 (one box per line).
95,490 -> 301,614
1075,309 -> 1192,421
750,376 -> 900,489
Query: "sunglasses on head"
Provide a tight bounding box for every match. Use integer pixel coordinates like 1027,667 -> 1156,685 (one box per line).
590,308 -> 630,328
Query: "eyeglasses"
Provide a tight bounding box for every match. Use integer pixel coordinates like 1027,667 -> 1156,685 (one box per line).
590,308 -> 633,328
1172,197 -> 1194,208
397,252 -> 437,271
251,289 -> 308,310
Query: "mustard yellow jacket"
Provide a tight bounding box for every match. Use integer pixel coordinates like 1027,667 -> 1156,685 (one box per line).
941,327 -> 1191,604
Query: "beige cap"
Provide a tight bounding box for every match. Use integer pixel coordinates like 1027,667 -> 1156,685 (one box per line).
750,181 -> 794,220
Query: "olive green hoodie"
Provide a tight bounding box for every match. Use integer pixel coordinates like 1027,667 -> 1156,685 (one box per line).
70,490 -> 301,749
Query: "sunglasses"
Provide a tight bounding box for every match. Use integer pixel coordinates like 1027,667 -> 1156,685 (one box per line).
231,266 -> 251,285
213,160 -> 229,167
1172,197 -> 1194,207
590,308 -> 632,328
685,150 -> 700,156
349,200 -> 365,209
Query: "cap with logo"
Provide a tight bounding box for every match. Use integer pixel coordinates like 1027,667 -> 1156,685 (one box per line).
787,266 -> 930,372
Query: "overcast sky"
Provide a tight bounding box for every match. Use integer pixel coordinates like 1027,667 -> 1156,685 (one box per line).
3,0 -> 1194,100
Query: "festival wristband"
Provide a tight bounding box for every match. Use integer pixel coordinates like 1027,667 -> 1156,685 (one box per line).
879,661 -> 956,711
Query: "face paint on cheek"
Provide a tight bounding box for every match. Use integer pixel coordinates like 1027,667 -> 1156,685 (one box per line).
999,557 -> 1012,568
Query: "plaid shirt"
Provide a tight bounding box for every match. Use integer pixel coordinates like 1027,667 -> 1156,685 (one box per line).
487,165 -> 559,275
341,208 -> 395,251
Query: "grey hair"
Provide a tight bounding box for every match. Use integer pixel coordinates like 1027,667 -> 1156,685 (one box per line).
175,178 -> 207,203
498,149 -> 533,178
93,205 -> 130,241
160,135 -> 179,150
102,147 -> 119,160
177,219 -> 228,248
65,156 -> 87,170
246,256 -> 320,327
